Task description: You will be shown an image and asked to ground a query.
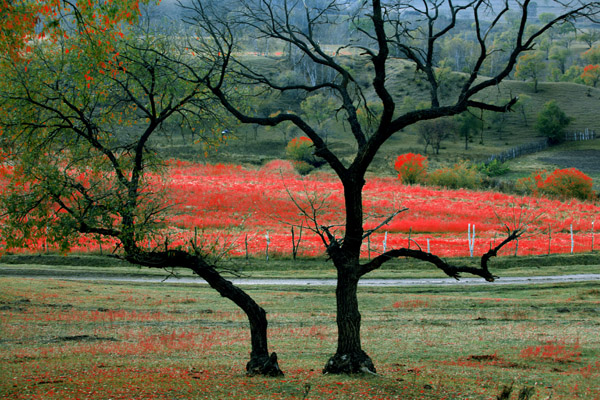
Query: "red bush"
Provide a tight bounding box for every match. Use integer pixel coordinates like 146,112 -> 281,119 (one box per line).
543,168 -> 595,201
518,168 -> 594,201
394,153 -> 428,184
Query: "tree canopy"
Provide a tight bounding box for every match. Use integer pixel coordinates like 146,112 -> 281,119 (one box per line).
0,0 -> 282,376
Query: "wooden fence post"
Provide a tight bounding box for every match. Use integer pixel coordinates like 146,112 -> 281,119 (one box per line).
266,231 -> 270,261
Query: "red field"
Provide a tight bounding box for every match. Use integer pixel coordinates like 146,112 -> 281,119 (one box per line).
2,160 -> 599,258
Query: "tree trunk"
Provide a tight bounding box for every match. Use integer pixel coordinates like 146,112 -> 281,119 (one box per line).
323,268 -> 375,374
323,178 -> 375,374
126,250 -> 283,377
191,263 -> 283,377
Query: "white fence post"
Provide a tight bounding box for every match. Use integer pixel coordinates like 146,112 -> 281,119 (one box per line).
383,231 -> 388,253
468,224 -> 475,257
266,231 -> 270,261
592,221 -> 595,253
570,224 -> 574,254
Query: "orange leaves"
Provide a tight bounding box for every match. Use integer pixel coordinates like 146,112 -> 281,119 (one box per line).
1,0 -> 154,62
581,64 -> 600,87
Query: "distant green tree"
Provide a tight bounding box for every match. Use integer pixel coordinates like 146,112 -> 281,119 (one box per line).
455,111 -> 483,150
538,12 -> 556,24
578,29 -> 600,48
515,94 -> 532,126
561,65 -> 584,83
515,51 -> 547,92
416,118 -> 455,154
582,45 -> 600,65
549,46 -> 571,74
301,93 -> 337,126
535,100 -> 573,144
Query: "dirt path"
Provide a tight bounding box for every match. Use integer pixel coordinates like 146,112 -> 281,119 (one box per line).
0,269 -> 599,286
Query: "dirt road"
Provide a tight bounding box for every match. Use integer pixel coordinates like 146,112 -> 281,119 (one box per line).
1,268 -> 599,286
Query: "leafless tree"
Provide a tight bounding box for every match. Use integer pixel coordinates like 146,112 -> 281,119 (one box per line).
417,118 -> 455,154
183,0 -> 600,374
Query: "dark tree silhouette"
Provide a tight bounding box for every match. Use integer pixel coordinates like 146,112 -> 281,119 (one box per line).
188,0 -> 599,374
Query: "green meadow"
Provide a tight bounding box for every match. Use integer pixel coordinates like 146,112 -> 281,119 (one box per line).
1,255 -> 599,399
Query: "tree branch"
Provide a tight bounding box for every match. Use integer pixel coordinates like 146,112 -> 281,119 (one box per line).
359,228 -> 524,280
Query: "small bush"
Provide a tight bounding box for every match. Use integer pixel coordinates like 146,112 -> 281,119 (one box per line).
517,168 -> 594,201
516,170 -> 548,195
285,136 -> 324,175
543,168 -> 595,200
291,160 -> 313,175
394,153 -> 428,184
477,159 -> 510,177
427,161 -> 481,189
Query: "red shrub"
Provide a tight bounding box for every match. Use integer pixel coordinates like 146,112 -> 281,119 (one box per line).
394,153 -> 428,184
518,168 -> 594,201
543,168 -> 595,201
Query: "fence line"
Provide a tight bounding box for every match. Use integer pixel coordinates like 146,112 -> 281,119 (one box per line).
487,128 -> 596,164
565,128 -> 596,141
488,139 -> 549,163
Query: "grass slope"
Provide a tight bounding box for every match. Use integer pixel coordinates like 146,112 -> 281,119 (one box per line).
155,56 -> 600,183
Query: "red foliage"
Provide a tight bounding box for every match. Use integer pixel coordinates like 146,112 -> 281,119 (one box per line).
581,64 -> 600,87
518,168 -> 595,201
394,153 -> 428,184
2,161 -> 599,258
520,339 -> 581,363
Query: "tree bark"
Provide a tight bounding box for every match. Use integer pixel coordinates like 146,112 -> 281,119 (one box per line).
323,268 -> 375,374
323,177 -> 376,374
127,250 -> 283,377
191,263 -> 283,377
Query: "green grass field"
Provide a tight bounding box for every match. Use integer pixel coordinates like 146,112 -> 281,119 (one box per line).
1,254 -> 599,399
0,275 -> 598,399
2,53 -> 600,400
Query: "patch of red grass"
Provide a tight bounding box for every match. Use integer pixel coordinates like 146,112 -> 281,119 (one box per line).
520,339 -> 582,363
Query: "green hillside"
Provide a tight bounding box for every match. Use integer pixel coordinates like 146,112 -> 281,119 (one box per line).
154,56 -> 600,187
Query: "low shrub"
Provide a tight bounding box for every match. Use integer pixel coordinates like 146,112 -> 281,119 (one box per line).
427,161 -> 482,189
285,136 -> 324,175
543,168 -> 595,200
394,153 -> 428,184
477,159 -> 510,177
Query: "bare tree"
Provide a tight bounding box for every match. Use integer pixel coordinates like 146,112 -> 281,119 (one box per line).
184,0 -> 600,374
417,118 -> 455,154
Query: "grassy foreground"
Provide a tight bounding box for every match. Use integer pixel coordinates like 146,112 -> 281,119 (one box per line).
0,272 -> 599,399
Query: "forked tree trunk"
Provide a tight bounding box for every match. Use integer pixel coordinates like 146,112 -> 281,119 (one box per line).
323,268 -> 376,374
